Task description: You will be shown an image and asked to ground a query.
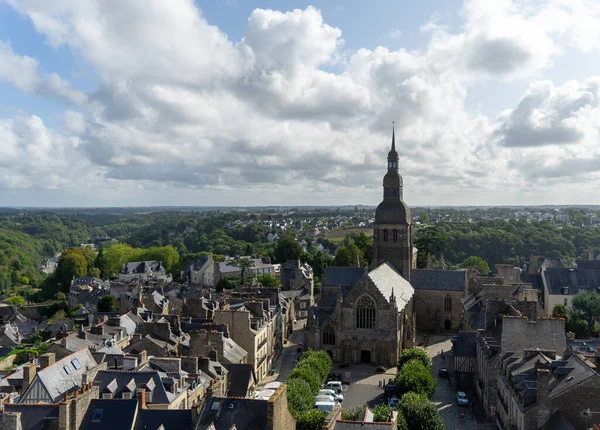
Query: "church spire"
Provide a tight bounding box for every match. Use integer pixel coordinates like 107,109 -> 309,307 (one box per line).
391,122 -> 396,152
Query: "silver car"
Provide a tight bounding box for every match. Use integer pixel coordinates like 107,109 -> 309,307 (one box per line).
456,391 -> 469,406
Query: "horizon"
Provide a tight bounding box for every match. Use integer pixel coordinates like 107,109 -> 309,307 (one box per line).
2,1 -> 600,206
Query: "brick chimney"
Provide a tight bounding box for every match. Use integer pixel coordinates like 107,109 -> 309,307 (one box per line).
537,368 -> 551,428
22,362 -> 36,393
137,388 -> 146,409
39,353 -> 55,369
137,350 -> 148,366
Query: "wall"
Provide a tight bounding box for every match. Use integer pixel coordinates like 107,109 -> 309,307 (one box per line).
267,385 -> 296,430
500,317 -> 566,354
413,289 -> 463,332
550,369 -> 600,429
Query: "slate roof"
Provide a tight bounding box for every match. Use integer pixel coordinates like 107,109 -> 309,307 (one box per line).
4,404 -> 59,430
121,261 -> 164,275
576,259 -> 600,270
197,397 -> 269,430
540,409 -> 576,430
368,262 -> 414,307
181,256 -> 211,278
223,363 -> 254,397
222,336 -> 248,364
80,399 -> 138,430
543,267 -> 600,295
411,269 -> 466,291
20,348 -> 98,403
453,331 -> 477,357
135,409 -> 193,430
322,267 -> 367,287
93,370 -> 172,404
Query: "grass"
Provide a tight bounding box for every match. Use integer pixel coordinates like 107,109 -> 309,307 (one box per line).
326,227 -> 373,242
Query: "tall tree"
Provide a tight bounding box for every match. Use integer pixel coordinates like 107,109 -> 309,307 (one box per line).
227,257 -> 255,286
571,292 -> 600,335
414,226 -> 447,269
274,234 -> 304,263
56,249 -> 88,288
460,256 -> 490,274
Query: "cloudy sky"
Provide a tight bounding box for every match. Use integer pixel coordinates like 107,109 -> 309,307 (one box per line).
1,0 -> 600,207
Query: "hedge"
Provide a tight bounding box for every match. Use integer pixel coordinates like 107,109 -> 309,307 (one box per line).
286,350 -> 333,420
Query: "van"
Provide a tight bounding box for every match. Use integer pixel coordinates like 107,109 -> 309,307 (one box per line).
314,401 -> 335,413
325,381 -> 342,394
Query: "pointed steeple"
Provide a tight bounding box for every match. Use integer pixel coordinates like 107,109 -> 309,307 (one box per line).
391,123 -> 396,152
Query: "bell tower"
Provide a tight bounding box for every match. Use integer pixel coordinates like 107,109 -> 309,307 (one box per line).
371,126 -> 413,281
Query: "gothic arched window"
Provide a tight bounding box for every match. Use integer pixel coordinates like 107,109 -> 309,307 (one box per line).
356,295 -> 376,329
383,229 -> 389,242
323,325 -> 335,345
444,294 -> 452,312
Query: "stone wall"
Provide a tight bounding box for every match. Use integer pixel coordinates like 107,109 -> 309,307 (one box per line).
500,317 -> 566,354
550,366 -> 600,429
0,412 -> 21,430
413,289 -> 463,332
267,384 -> 296,430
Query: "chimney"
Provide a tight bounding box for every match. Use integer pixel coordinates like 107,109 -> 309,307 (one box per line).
22,362 -> 36,393
39,353 -> 55,369
589,249 -> 595,260
138,350 -> 148,366
182,357 -> 199,374
136,388 -> 146,409
537,369 -> 551,428
354,252 -> 360,268
208,350 -> 218,362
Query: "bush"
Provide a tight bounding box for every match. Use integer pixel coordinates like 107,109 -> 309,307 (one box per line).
296,409 -> 326,430
286,349 -> 333,419
398,348 -> 432,371
5,295 -> 25,308
288,367 -> 322,393
341,405 -> 365,421
372,404 -> 392,422
97,295 -> 118,312
398,392 -> 444,430
286,378 -> 314,417
395,360 -> 436,398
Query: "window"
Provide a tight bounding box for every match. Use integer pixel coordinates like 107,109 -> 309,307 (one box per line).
323,325 -> 335,345
300,302 -> 307,309
71,359 -> 81,370
63,365 -> 71,375
444,295 -> 452,312
102,393 -> 112,399
92,409 -> 103,422
356,295 -> 376,329
122,392 -> 132,399
393,229 -> 398,242
383,229 -> 389,242
564,298 -> 568,306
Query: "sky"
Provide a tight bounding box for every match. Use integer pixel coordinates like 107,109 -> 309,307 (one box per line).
1,0 -> 600,207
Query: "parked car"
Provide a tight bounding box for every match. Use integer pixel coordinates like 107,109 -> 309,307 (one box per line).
314,394 -> 336,403
388,397 -> 399,409
438,368 -> 448,378
456,391 -> 469,406
324,381 -> 343,394
319,389 -> 344,403
384,383 -> 396,397
375,366 -> 386,373
314,401 -> 336,413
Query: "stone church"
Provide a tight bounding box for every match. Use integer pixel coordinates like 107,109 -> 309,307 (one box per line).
305,129 -> 417,366
304,128 -> 468,366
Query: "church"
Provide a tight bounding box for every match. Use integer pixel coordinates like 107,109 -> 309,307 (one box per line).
304,129 -> 418,366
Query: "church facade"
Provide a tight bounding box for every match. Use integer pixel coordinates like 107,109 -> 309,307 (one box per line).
304,129 -> 416,366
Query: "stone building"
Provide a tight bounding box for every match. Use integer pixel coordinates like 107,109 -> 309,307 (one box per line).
304,129 -> 416,366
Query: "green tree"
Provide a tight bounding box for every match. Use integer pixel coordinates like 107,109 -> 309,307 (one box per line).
334,243 -> 363,267
397,348 -> 432,371
296,409 -> 325,430
398,392 -> 444,430
372,404 -> 392,422
103,243 -> 134,278
257,273 -> 279,287
97,295 -> 118,312
414,226 -> 447,269
274,234 -> 304,263
460,256 -> 490,274
395,360 -> 436,398
5,295 -> 25,308
216,277 -> 235,292
571,292 -> 600,335
552,303 -> 569,328
341,405 -> 365,421
286,378 -> 314,417
56,249 -> 88,288
95,248 -> 109,279
226,257 -> 255,286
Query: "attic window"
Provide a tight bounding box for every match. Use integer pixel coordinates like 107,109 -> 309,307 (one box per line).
92,409 -> 103,422
562,287 -> 569,295
567,376 -> 574,382
71,359 -> 81,370
63,366 -> 71,375
211,401 -> 220,410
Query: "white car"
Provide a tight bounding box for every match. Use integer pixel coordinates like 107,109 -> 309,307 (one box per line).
324,381 -> 343,394
318,389 -> 344,403
314,401 -> 335,413
456,391 -> 469,406
314,394 -> 336,403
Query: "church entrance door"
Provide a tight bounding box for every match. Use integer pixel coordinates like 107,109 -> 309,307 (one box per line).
444,319 -> 451,331
360,349 -> 371,363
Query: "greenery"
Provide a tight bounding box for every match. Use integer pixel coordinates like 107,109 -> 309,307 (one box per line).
7,342 -> 51,365
257,273 -> 279,287
286,350 -> 333,419
395,360 -> 436,398
460,256 -> 490,274
296,409 -> 326,430
226,256 -> 255,286
340,405 -> 365,421
397,392 -> 444,430
398,348 -> 432,372
372,404 -> 393,422
571,292 -> 600,335
97,295 -> 118,312
4,295 -> 25,308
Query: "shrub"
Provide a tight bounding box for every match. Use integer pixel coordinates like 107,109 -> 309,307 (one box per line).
372,404 -> 392,422
341,405 -> 365,421
398,392 -> 444,430
397,348 -> 432,371
296,409 -> 326,430
286,349 -> 333,419
286,378 -> 314,417
395,360 -> 436,398
288,367 -> 321,393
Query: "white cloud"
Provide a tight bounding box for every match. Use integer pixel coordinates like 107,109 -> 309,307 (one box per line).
0,40 -> 40,92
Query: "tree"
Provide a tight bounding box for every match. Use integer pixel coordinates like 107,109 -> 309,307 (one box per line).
56,249 -> 88,288
226,257 -> 255,286
274,234 -> 304,263
552,303 -> 569,327
5,295 -> 25,308
460,256 -> 490,274
296,409 -> 325,430
258,273 -> 279,287
341,405 -> 365,421
97,295 -> 118,312
571,292 -> 600,335
395,360 -> 436,398
397,348 -> 432,371
414,226 -> 447,269
334,243 -> 363,267
95,248 -> 109,279
216,277 -> 235,292
372,404 -> 392,422
398,392 -> 444,430
286,378 -> 314,417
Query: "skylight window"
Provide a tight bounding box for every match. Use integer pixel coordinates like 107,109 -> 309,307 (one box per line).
63,365 -> 71,375
92,409 -> 103,422
71,359 -> 81,370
